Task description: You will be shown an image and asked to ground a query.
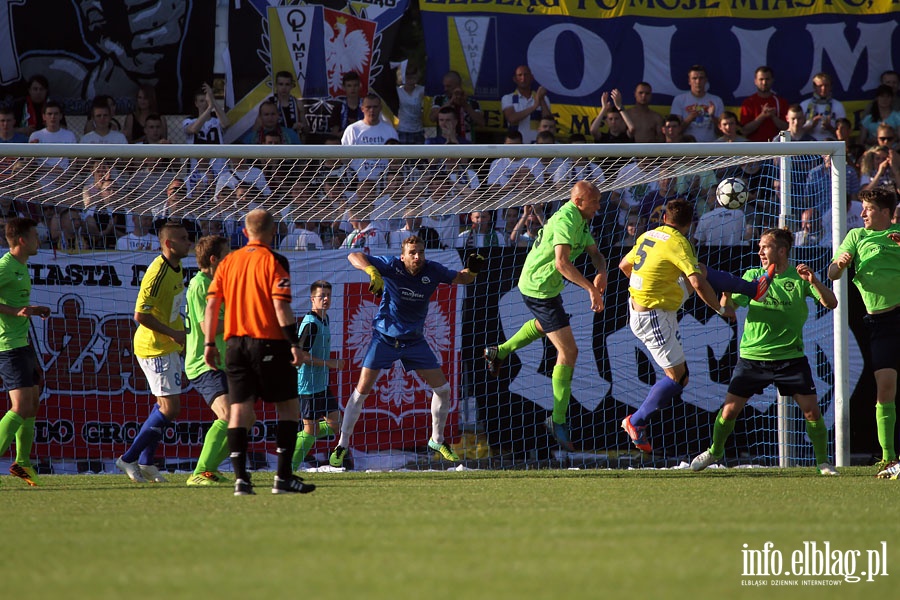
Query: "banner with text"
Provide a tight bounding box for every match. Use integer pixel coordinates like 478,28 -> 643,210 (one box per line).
421,2 -> 900,135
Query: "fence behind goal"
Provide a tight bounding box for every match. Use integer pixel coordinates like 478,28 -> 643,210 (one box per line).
0,141 -> 849,473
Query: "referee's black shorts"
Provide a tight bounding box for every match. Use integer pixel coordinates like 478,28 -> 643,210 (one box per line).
225,336 -> 297,404
727,356 -> 816,399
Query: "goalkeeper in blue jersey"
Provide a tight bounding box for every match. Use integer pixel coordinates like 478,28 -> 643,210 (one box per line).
292,281 -> 344,470
691,228 -> 838,474
329,236 -> 479,468
618,199 -> 775,454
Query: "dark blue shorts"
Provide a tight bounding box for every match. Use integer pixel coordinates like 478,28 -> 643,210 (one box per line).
362,331 -> 441,371
863,306 -> 900,372
0,345 -> 40,390
522,293 -> 570,334
727,356 -> 816,398
300,390 -> 339,421
190,369 -> 228,406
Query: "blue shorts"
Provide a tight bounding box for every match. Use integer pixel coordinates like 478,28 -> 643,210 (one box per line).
863,306 -> 900,372
0,345 -> 40,390
190,369 -> 228,406
362,331 -> 441,371
522,293 -> 570,334
300,390 -> 339,420
727,357 -> 816,398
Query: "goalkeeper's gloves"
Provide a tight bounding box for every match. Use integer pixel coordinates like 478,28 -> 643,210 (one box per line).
364,266 -> 384,296
465,252 -> 486,275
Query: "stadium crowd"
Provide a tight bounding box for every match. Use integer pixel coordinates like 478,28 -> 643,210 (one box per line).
0,65 -> 898,256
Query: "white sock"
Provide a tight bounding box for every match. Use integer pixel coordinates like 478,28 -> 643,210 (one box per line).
430,383 -> 452,445
338,389 -> 367,448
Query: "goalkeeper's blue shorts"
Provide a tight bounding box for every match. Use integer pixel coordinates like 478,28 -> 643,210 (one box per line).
363,331 -> 441,371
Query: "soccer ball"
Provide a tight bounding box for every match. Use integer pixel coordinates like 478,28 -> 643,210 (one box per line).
715,177 -> 749,210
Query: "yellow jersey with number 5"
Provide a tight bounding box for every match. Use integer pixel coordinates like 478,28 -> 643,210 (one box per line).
624,225 -> 700,311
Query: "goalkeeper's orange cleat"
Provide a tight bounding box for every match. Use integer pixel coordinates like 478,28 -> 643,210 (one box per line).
9,462 -> 40,487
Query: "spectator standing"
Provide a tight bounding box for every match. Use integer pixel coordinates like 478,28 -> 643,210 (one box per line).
124,85 -> 167,143
429,71 -> 484,143
800,73 -> 846,141
740,66 -> 789,143
396,64 -> 425,144
501,65 -> 551,144
623,82 -> 664,143
671,65 -> 724,142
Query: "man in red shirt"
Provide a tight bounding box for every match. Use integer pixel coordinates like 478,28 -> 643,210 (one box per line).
740,66 -> 789,142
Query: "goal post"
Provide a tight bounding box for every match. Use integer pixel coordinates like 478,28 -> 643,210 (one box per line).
0,139 -> 849,472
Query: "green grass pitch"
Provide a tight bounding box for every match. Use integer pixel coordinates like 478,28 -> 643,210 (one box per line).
1,468 -> 896,600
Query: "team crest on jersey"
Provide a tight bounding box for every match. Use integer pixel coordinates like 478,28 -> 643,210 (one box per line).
783,280 -> 796,292
421,276 -> 431,284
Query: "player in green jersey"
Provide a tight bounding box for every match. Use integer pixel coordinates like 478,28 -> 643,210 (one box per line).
692,228 -> 839,474
484,181 -> 607,451
0,218 -> 51,486
184,235 -> 233,486
828,188 -> 900,476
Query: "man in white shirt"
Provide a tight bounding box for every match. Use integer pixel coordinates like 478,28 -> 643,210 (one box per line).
117,214 -> 160,251
341,94 -> 397,146
81,102 -> 128,144
694,199 -> 748,246
670,65 -> 724,143
28,101 -> 77,171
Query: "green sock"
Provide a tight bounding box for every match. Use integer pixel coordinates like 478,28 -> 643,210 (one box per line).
195,419 -> 229,474
805,417 -> 829,465
15,417 -> 35,467
551,364 -> 574,425
497,319 -> 543,360
317,421 -> 333,438
876,402 -> 897,461
0,411 -> 25,456
292,431 -> 316,471
709,409 -> 735,457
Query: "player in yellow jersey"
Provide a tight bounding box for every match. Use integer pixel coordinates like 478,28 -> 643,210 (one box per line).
618,199 -> 774,453
116,221 -> 192,483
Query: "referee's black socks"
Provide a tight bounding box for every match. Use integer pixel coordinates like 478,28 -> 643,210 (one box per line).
276,420 -> 299,479
227,427 -> 250,482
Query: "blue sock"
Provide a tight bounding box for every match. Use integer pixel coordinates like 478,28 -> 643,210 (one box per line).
631,377 -> 684,427
122,405 -> 170,464
705,267 -> 756,298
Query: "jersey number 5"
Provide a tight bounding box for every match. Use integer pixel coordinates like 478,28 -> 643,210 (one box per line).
633,238 -> 656,271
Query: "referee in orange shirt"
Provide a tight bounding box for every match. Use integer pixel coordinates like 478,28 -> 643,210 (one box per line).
204,209 -> 314,496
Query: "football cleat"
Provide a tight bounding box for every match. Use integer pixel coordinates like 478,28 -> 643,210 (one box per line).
428,439 -> 460,462
621,414 -> 652,453
186,471 -> 225,486
329,445 -> 349,468
9,462 -> 40,487
876,460 -> 900,479
817,463 -> 839,476
116,456 -> 147,483
138,464 -> 168,483
234,478 -> 255,496
752,263 -> 777,302
272,475 -> 316,494
691,450 -> 722,472
544,416 -> 575,452
483,346 -> 505,378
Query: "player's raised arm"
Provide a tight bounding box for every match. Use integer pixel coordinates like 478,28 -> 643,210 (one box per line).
453,252 -> 483,285
349,251 -> 384,295
796,263 -> 838,309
